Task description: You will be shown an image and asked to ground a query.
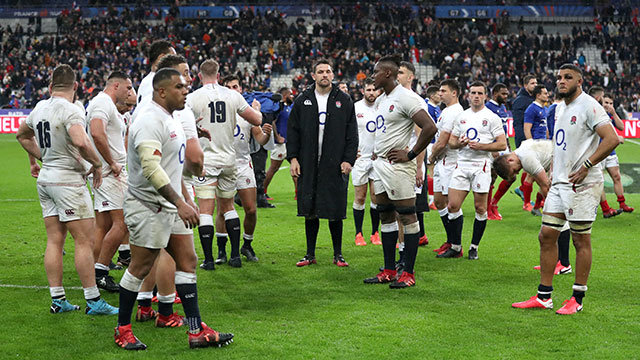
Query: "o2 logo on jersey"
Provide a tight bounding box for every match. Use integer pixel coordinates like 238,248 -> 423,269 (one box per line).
466,127 -> 478,141
318,111 -> 327,125
178,143 -> 186,164
365,120 -> 376,133
234,125 -> 246,140
376,115 -> 386,133
555,129 -> 567,150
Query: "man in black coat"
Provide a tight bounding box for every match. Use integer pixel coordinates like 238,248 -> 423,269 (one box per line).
511,74 -> 538,148
286,59 -> 358,268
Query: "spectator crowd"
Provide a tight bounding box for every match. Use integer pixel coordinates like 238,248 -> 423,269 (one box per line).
1,2 -> 639,116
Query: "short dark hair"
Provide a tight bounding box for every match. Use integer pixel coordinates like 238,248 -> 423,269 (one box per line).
588,85 -> 604,96
222,75 -> 240,86
469,81 -> 487,94
153,68 -> 181,90
523,74 -> 537,86
148,40 -> 174,66
279,87 -> 291,94
440,79 -> 460,95
51,64 -> 76,90
426,85 -> 439,98
532,85 -> 547,98
312,58 -> 332,73
602,93 -> 615,101
400,61 -> 415,75
559,63 -> 583,77
156,54 -> 188,71
491,83 -> 507,96
378,54 -> 402,68
364,78 -> 375,87
107,71 -> 130,82
493,154 -> 513,182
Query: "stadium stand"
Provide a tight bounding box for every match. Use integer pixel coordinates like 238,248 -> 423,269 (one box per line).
1,2 -> 639,116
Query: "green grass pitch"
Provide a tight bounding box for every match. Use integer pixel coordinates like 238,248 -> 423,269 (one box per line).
1,134 -> 638,359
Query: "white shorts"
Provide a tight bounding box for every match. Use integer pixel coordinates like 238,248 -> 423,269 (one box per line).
373,158 -> 416,201
194,165 -> 237,199
543,182 -> 603,222
433,160 -> 456,195
270,143 -> 287,161
600,154 -> 619,169
449,164 -> 492,193
351,157 -> 376,186
93,173 -> 128,212
183,175 -> 196,200
426,143 -> 433,163
236,162 -> 257,190
37,183 -> 94,222
124,194 -> 177,249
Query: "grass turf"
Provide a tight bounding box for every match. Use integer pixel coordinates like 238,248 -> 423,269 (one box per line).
0,134 -> 639,359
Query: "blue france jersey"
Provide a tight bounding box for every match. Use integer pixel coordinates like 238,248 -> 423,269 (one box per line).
427,100 -> 441,144
524,102 -> 548,139
546,103 -> 557,141
485,100 -> 509,134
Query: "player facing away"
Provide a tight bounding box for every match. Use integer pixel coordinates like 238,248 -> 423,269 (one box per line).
362,54 -> 437,288
437,81 -> 507,260
187,60 -> 263,270
352,78 -> 382,246
493,139 -> 572,275
114,68 -> 233,349
428,80 -> 464,256
213,75 -> 273,267
511,64 -> 619,315
16,64 -> 118,315
86,71 -> 133,293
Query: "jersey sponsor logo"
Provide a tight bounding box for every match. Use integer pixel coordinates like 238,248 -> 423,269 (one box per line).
365,120 -> 377,133
460,120 -> 466,124
336,101 -> 342,109
170,131 -> 177,139
319,111 -> 327,125
102,201 -> 109,207
64,209 -> 75,216
304,100 -> 312,106
570,116 -> 577,125
389,105 -> 395,113
568,208 -> 574,215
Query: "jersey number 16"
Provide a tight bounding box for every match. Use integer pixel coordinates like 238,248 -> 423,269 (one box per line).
36,121 -> 51,148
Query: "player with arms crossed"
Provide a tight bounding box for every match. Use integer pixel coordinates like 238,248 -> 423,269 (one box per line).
16,64 -> 118,315
437,81 -> 507,260
511,64 -> 619,315
187,60 -> 263,270
352,78 -> 381,246
362,55 -> 437,288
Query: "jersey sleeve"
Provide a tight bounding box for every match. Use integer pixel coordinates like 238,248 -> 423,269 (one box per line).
131,116 -> 166,149
233,91 -> 249,115
177,106 -> 198,140
25,110 -> 36,130
523,104 -> 535,124
490,113 -> 505,137
587,101 -> 611,131
440,111 -> 455,133
87,97 -> 110,124
63,105 -> 87,131
451,114 -> 462,137
401,92 -> 424,119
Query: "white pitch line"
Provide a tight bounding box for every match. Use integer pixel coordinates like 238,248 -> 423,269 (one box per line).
0,284 -> 83,290
277,165 -> 290,171
625,138 -> 640,146
0,198 -> 37,202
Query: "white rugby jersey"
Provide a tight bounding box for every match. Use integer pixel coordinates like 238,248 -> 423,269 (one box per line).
552,92 -> 609,185
173,105 -> 198,141
452,106 -> 504,166
127,101 -> 186,210
513,139 -> 553,175
436,103 -> 464,166
26,97 -> 87,185
407,89 -> 430,148
234,115 -> 253,165
187,83 -> 249,167
132,71 -> 155,121
86,92 -> 127,174
354,99 -> 377,159
374,85 -> 424,157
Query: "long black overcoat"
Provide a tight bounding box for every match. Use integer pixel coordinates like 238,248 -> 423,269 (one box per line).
286,84 -> 358,219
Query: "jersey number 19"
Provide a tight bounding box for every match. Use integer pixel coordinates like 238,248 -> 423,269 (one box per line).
208,101 -> 227,123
